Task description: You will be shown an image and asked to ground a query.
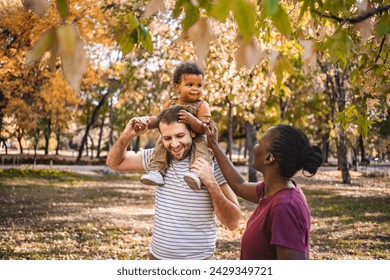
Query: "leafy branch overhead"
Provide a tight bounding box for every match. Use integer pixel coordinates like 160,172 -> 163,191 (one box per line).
24,0 -> 86,93
21,0 -> 390,136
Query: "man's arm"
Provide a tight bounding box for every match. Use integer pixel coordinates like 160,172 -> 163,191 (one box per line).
106,117 -> 149,172
191,158 -> 241,231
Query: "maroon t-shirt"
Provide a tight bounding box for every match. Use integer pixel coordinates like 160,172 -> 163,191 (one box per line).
240,182 -> 310,260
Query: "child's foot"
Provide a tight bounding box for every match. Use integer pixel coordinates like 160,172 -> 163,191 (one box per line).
183,171 -> 201,190
140,170 -> 164,186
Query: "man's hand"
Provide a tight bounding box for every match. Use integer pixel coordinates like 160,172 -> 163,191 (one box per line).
191,158 -> 215,186
124,116 -> 150,137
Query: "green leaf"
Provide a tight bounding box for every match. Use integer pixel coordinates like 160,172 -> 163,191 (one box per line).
263,0 -> 279,16
56,0 -> 69,22
173,0 -> 185,18
25,28 -> 56,65
233,0 -> 256,41
356,116 -> 374,138
182,3 -> 200,30
141,31 -> 153,52
114,26 -> 127,44
125,12 -> 140,32
324,30 -> 351,69
271,5 -> 292,36
210,0 -> 233,22
375,14 -> 390,38
56,24 -> 76,55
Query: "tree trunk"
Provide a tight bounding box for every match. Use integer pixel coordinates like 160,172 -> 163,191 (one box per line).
245,121 -> 257,182
335,67 -> 351,183
97,115 -> 105,158
77,92 -> 111,163
227,100 -> 233,161
17,135 -> 23,154
44,118 -> 52,155
358,135 -> 366,163
1,139 -> 8,154
55,130 -> 61,156
133,136 -> 140,152
88,134 -> 94,159
321,131 -> 330,164
336,127 -> 351,183
108,97 -> 114,152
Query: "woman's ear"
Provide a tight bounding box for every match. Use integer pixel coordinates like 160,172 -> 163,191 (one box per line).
265,153 -> 275,164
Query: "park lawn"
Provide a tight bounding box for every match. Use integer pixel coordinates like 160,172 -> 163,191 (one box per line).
0,168 -> 389,260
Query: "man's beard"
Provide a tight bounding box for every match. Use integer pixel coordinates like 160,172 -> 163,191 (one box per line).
168,144 -> 192,160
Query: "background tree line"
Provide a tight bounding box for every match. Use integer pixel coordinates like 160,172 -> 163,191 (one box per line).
0,0 -> 389,183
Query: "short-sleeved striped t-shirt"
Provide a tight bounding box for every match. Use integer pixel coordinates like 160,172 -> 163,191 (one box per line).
141,148 -> 227,259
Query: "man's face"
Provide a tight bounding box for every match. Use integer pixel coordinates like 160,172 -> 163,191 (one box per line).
159,121 -> 195,160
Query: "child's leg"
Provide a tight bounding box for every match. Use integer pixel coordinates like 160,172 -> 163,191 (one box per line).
189,134 -> 213,168
148,137 -> 169,174
140,137 -> 169,186
184,135 -> 213,190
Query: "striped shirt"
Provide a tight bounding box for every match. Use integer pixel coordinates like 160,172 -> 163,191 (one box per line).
141,148 -> 227,259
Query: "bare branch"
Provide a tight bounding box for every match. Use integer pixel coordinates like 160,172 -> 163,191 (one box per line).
312,4 -> 390,24
375,36 -> 387,63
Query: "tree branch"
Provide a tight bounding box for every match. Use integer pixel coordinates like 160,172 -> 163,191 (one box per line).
375,35 -> 387,63
312,4 -> 390,24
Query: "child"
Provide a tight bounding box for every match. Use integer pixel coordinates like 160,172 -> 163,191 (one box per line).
139,62 -> 212,190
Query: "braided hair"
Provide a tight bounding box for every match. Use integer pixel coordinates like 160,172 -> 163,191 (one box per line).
267,124 -> 323,178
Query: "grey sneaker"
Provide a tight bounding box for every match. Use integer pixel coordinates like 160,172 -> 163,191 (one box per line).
183,171 -> 201,190
140,170 -> 164,186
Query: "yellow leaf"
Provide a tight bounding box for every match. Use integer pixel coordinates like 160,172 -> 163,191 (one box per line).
268,50 -> 279,74
235,37 -> 265,69
355,21 -> 373,42
367,98 -> 380,109
59,24 -> 87,94
186,18 -> 215,64
21,0 -> 47,16
141,0 -> 166,19
300,40 -> 317,75
57,24 -> 76,56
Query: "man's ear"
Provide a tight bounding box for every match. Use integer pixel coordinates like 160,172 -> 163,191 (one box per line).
190,130 -> 196,138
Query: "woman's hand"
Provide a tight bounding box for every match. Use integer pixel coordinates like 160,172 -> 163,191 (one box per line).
204,121 -> 218,149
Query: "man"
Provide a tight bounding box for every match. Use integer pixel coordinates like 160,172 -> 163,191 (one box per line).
106,106 -> 240,260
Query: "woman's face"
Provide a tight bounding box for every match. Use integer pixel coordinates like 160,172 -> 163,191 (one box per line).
253,130 -> 273,172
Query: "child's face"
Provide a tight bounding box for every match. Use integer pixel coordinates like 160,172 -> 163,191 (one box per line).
175,74 -> 203,103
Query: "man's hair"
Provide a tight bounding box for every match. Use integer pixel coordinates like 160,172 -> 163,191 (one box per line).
157,105 -> 196,132
173,62 -> 204,84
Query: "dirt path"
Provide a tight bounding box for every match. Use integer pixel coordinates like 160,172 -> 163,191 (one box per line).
0,169 -> 389,259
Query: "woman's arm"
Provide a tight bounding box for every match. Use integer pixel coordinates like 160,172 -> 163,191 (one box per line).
206,122 -> 259,203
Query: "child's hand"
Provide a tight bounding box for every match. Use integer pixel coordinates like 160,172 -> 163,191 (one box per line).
178,109 -> 195,124
124,117 -> 149,135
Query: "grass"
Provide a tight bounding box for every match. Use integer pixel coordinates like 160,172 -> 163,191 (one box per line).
0,168 -> 389,260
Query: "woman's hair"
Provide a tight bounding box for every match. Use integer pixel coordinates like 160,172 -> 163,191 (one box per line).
157,105 -> 196,132
267,124 -> 323,178
173,62 -> 204,84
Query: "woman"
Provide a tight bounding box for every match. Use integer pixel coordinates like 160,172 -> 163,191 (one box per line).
192,123 -> 323,260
